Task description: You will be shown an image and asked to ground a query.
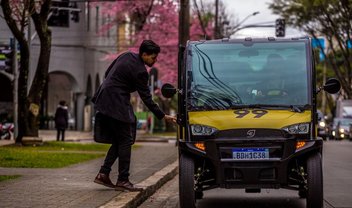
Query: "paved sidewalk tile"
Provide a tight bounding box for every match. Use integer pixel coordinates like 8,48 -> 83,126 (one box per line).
0,142 -> 177,208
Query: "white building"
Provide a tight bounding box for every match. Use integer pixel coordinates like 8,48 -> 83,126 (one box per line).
0,1 -> 125,131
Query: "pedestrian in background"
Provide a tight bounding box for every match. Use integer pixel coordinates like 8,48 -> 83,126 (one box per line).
54,100 -> 69,141
92,40 -> 176,192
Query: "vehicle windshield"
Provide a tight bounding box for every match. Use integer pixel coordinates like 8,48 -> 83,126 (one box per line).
187,41 -> 310,110
333,118 -> 352,127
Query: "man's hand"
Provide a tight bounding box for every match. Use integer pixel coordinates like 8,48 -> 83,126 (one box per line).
164,115 -> 177,124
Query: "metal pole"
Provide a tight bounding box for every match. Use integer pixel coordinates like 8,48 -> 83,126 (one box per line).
230,24 -> 274,36
321,43 -> 330,116
214,0 -> 219,38
179,0 -> 190,46
322,55 -> 327,115
227,12 -> 261,36
12,38 -> 18,139
149,75 -> 154,134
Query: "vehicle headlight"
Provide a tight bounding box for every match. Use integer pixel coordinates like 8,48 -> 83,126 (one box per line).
332,131 -> 335,136
339,128 -> 345,133
319,121 -> 326,128
191,124 -> 217,136
282,123 -> 309,134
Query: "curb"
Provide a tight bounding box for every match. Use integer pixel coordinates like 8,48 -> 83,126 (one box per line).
99,160 -> 179,208
136,137 -> 176,143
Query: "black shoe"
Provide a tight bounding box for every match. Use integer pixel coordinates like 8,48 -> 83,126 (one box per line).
94,173 -> 115,188
115,180 -> 143,192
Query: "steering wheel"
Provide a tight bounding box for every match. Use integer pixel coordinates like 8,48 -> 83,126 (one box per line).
265,89 -> 288,97
254,89 -> 288,104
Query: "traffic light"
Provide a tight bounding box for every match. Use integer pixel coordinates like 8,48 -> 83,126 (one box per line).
48,0 -> 69,27
70,2 -> 80,23
4,49 -> 13,73
70,10 -> 80,22
275,18 -> 285,37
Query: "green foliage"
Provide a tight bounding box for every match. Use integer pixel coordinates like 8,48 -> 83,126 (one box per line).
269,0 -> 352,98
0,150 -> 103,168
32,141 -> 111,151
0,141 -> 134,168
135,111 -> 148,120
0,175 -> 21,182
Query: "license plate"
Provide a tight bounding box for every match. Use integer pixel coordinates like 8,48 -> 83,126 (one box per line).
232,148 -> 269,160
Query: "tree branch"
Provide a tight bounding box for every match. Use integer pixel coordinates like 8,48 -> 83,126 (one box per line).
193,0 -> 207,37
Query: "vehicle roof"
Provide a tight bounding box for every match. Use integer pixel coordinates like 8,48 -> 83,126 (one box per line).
188,37 -> 310,45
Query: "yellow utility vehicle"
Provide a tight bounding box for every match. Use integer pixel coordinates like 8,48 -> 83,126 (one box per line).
161,37 -> 340,208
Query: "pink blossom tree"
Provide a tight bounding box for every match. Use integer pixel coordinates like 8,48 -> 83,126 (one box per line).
96,0 -> 214,85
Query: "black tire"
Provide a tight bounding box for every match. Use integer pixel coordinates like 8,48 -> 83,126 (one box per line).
306,152 -> 323,208
298,184 -> 307,198
179,153 -> 196,208
195,190 -> 204,199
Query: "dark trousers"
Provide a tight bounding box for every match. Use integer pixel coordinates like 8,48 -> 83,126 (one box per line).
99,115 -> 133,181
56,129 -> 65,141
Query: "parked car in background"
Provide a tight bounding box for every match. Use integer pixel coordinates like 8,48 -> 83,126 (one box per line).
317,110 -> 329,140
331,118 -> 352,140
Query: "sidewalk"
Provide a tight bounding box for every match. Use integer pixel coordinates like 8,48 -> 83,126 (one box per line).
0,129 -> 176,146
0,130 -> 179,208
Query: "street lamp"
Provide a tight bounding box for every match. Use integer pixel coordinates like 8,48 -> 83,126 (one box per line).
225,11 -> 260,37
230,23 -> 275,37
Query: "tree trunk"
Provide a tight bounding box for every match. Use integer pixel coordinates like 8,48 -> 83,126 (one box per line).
1,0 -> 52,142
26,1 -> 52,139
1,0 -> 32,143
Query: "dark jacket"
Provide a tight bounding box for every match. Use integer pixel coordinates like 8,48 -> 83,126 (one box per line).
54,105 -> 69,129
92,52 -> 165,123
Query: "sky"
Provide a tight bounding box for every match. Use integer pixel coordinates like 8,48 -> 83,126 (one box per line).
220,0 -> 306,38
224,0 -> 277,25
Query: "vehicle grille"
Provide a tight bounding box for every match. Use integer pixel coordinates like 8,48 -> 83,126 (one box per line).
216,129 -> 288,138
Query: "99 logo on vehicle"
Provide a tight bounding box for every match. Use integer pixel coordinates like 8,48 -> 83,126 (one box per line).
233,110 -> 268,118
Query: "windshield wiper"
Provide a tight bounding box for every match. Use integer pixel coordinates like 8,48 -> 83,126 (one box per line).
230,104 -> 307,113
190,84 -> 242,104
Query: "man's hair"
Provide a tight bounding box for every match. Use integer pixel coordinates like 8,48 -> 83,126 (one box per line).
139,40 -> 160,55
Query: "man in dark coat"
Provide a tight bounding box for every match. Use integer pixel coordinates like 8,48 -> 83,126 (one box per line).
92,40 -> 176,191
54,100 -> 69,141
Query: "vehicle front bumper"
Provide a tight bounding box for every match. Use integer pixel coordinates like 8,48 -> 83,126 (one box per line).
179,137 -> 322,189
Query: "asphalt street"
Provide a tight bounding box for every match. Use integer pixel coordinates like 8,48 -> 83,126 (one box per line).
139,140 -> 352,208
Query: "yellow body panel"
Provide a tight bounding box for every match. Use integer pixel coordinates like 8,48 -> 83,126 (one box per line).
188,110 -> 311,130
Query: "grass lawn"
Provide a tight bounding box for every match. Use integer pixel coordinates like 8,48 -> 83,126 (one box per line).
0,141 -> 138,168
0,175 -> 21,182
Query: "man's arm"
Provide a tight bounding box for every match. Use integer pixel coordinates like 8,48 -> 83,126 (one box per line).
135,70 -> 176,123
164,115 -> 177,123
135,70 -> 165,119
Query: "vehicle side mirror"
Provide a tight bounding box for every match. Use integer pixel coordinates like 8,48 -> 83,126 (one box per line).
323,78 -> 341,94
161,83 -> 177,98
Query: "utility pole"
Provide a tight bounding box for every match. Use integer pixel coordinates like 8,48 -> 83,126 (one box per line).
12,38 -> 18,139
322,45 -> 329,115
214,0 -> 219,38
179,0 -> 190,46
149,75 -> 155,134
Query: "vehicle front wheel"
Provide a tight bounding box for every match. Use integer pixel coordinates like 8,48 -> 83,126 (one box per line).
179,153 -> 196,208
306,152 -> 323,208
